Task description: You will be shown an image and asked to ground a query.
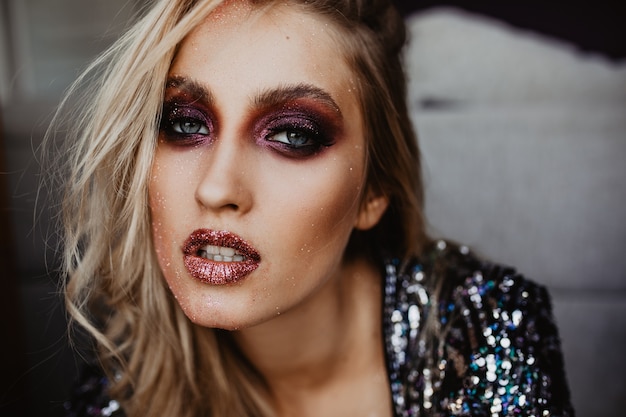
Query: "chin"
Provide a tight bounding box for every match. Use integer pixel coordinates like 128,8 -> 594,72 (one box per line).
177,298 -> 274,332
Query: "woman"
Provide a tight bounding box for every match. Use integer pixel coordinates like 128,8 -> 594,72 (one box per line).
54,0 -> 574,416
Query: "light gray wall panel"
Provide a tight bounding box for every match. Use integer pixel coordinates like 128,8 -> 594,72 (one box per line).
416,104 -> 626,290
552,293 -> 626,417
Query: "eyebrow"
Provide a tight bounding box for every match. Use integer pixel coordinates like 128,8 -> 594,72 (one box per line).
165,75 -> 342,117
166,75 -> 215,105
253,83 -> 343,117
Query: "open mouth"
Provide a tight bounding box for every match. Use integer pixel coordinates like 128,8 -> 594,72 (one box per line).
182,229 -> 261,285
197,245 -> 247,262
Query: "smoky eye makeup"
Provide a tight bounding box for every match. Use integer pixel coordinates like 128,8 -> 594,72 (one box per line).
160,100 -> 214,145
159,77 -> 344,156
255,106 -> 341,158
159,77 -> 215,146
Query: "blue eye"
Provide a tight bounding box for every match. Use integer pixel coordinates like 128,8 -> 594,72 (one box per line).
171,119 -> 210,135
266,129 -> 316,148
261,113 -> 336,158
160,101 -> 213,145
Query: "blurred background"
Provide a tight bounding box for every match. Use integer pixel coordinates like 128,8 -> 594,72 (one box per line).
1,0 -> 624,416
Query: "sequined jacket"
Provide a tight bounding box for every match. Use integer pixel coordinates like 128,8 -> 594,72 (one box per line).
65,243 -> 574,416
383,242 -> 574,416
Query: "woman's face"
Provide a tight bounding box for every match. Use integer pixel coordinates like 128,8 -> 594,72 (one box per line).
149,0 -> 386,330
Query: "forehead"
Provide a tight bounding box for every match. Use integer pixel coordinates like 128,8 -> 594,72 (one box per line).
170,0 -> 358,98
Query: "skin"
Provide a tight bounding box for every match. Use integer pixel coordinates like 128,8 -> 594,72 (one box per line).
149,1 -> 391,415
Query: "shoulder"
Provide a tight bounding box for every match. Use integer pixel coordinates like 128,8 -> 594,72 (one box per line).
433,242 -> 563,369
64,363 -> 124,417
432,242 -> 575,416
435,241 -> 555,340
383,241 -> 575,416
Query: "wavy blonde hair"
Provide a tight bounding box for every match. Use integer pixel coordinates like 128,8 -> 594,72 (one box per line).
49,0 -> 427,415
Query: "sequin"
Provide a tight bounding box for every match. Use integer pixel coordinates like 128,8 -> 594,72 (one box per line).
63,364 -> 125,417
383,242 -> 575,416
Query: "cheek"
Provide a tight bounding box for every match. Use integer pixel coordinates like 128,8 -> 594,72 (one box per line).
270,159 -> 365,260
148,152 -> 195,278
148,173 -> 175,281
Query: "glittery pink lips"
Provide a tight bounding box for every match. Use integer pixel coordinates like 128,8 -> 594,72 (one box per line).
182,229 -> 261,285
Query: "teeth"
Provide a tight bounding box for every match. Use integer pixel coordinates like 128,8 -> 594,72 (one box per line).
220,247 -> 235,257
198,245 -> 245,262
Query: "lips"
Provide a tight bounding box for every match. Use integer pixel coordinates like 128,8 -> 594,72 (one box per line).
182,229 -> 261,285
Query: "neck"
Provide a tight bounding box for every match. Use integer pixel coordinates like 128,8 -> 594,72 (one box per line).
231,257 -> 389,415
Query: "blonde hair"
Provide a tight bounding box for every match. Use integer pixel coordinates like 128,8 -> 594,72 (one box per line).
48,0 -> 428,415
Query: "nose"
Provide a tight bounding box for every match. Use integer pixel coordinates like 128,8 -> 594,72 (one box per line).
195,135 -> 253,215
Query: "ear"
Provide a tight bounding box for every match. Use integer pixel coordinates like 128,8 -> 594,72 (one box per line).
354,191 -> 389,231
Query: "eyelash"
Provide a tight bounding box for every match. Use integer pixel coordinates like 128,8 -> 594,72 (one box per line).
160,103 -> 213,145
262,116 -> 334,158
160,103 -> 335,157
